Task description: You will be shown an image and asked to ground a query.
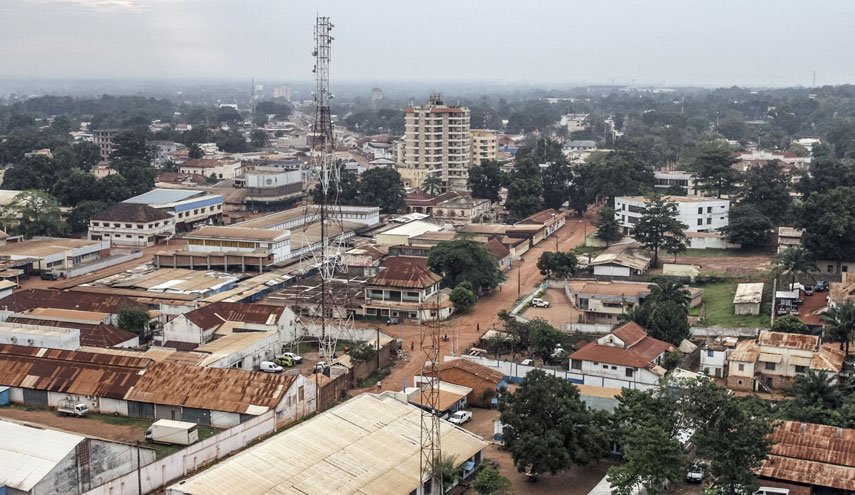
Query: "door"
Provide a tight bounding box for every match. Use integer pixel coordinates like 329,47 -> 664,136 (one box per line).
23,389 -> 48,406
127,401 -> 154,419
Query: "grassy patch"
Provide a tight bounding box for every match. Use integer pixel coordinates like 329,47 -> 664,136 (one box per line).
679,247 -> 776,259
358,366 -> 392,388
695,281 -> 772,328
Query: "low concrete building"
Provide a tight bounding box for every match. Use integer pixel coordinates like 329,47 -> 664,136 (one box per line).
429,358 -> 508,407
726,331 -> 845,392
166,393 -> 488,495
589,244 -> 652,278
615,195 -> 729,234
568,322 -> 673,391
184,226 -> 291,264
363,257 -> 450,322
123,188 -> 224,231
89,203 -> 175,247
375,220 -> 443,246
734,283 -> 764,315
566,281 -> 653,325
179,158 -> 241,179
699,336 -> 738,379
407,380 -> 472,418
236,166 -> 303,209
0,237 -> 109,273
161,302 -> 295,346
0,419 -> 155,495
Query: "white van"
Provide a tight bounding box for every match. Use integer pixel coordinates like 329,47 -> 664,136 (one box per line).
260,361 -> 284,373
755,488 -> 789,495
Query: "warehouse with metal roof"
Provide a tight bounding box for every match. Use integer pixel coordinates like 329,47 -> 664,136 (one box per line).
166,393 -> 487,495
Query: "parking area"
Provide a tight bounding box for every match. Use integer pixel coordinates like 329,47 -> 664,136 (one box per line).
521,288 -> 580,330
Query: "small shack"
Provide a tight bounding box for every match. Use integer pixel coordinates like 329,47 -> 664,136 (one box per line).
734,283 -> 764,316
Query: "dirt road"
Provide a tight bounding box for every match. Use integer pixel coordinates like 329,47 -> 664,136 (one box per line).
373,216 -> 592,391
0,406 -> 146,443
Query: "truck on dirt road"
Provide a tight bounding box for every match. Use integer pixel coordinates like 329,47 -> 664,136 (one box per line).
145,419 -> 199,446
57,398 -> 89,417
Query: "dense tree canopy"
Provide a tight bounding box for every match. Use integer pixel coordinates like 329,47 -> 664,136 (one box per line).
798,187 -> 855,260
631,193 -> 688,267
467,160 -> 505,203
427,239 -> 505,293
504,156 -> 543,219
720,203 -> 775,247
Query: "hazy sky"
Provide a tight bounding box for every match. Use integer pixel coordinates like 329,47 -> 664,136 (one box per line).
1,0 -> 854,87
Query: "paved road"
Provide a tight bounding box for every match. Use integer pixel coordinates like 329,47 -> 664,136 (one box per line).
372,216 -> 592,392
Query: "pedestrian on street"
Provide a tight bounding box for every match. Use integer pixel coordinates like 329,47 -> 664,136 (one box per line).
476,323 -> 480,333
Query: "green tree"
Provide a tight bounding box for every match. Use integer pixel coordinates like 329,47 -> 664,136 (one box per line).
499,370 -> 606,477
681,380 -> 772,495
792,370 -> 841,409
348,342 -> 378,365
504,156 -> 542,219
450,282 -> 477,313
95,174 -> 133,204
594,206 -> 623,246
472,466 -> 510,495
7,190 -> 68,238
110,130 -> 151,162
467,160 -> 505,203
720,204 -> 775,247
607,422 -> 684,495
428,239 -> 505,293
631,193 -> 687,267
358,167 -> 406,214
216,106 -> 243,125
820,300 -> 855,356
67,200 -> 107,233
689,141 -> 738,198
772,246 -> 816,291
118,307 -> 150,335
188,143 -> 204,159
771,315 -> 811,334
312,167 -> 359,205
536,251 -> 578,278
647,299 -> 689,345
52,170 -> 98,206
250,129 -> 269,148
421,174 -> 443,196
798,187 -> 855,261
737,161 -> 792,224
527,319 -> 562,362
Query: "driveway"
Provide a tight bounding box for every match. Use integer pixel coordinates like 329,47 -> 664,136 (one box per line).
521,287 -> 580,330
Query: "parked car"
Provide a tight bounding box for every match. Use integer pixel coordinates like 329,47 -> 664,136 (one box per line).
40,272 -> 58,281
531,298 -> 550,308
387,317 -> 401,325
313,361 -> 329,373
815,280 -> 829,292
280,352 -> 303,364
259,361 -> 284,373
273,355 -> 295,367
804,285 -> 815,296
686,463 -> 704,483
448,410 -> 472,425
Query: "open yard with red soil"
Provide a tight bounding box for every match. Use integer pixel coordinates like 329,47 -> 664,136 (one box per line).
0,405 -> 150,444
668,252 -> 774,276
520,287 -> 580,330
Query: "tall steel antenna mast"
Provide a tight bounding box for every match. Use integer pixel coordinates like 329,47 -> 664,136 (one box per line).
419,292 -> 444,493
306,16 -> 349,361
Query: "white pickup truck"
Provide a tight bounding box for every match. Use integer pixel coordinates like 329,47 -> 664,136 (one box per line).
531,298 -> 550,308
57,398 -> 89,417
448,411 -> 472,425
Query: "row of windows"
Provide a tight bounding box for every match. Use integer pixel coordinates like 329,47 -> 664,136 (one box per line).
177,204 -> 221,219
737,362 -> 807,373
91,221 -> 169,228
188,239 -> 258,249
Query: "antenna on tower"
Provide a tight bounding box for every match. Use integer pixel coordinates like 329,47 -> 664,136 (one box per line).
419,291 -> 444,494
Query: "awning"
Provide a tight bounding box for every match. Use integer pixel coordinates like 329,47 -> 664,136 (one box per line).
790,356 -> 812,367
759,353 -> 782,364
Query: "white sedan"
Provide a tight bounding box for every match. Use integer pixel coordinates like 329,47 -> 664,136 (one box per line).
280,352 -> 303,363
448,411 -> 472,425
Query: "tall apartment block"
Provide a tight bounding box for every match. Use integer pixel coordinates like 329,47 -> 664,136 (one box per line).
470,129 -> 498,166
93,128 -> 122,162
402,94 -> 471,191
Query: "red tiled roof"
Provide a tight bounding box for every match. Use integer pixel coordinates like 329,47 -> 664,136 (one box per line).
517,209 -> 563,225
92,203 -> 172,223
0,289 -> 139,314
569,342 -> 651,368
630,336 -> 674,362
368,257 -> 441,289
486,238 -> 510,260
434,358 -> 505,383
612,321 -> 647,347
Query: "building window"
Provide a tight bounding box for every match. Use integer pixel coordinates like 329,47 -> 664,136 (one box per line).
697,219 -> 703,226
738,363 -> 745,371
795,365 -> 807,373
625,368 -> 634,377
602,364 -> 608,369
571,359 -> 581,370
298,386 -> 304,401
764,362 -> 776,371
844,266 -> 849,273
698,207 -> 703,214
828,265 -> 834,272
707,350 -> 714,357
707,217 -> 712,224
611,365 -> 617,370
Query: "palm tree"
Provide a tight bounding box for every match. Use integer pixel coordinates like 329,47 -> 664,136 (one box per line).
647,278 -> 690,311
821,300 -> 855,356
421,175 -> 443,196
772,246 -> 816,290
792,369 -> 841,408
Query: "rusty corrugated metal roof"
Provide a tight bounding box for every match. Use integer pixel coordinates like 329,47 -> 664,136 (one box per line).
0,345 -> 148,399
125,362 -> 294,414
367,257 -> 441,289
184,302 -> 285,330
0,289 -> 139,314
757,421 -> 855,491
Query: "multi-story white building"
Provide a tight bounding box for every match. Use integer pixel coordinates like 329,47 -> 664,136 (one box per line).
234,166 -> 303,209
614,195 -> 730,233
123,189 -> 224,231
88,203 -> 175,247
184,226 -> 291,264
402,94 -> 471,191
654,170 -> 699,196
470,129 -> 497,166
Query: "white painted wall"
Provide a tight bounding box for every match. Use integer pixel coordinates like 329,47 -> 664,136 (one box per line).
700,348 -> 728,378
0,326 -> 80,350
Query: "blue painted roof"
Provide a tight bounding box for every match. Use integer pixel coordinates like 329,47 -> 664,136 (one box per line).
124,189 -> 204,205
